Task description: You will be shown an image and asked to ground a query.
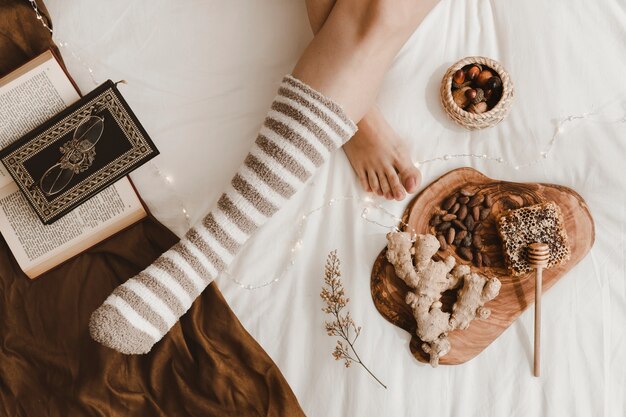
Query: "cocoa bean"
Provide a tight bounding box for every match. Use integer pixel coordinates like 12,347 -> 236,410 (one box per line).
462,236 -> 472,247
480,207 -> 491,220
468,194 -> 485,207
474,222 -> 484,232
442,196 -> 457,210
472,206 -> 481,222
457,205 -> 468,220
484,194 -> 493,208
450,203 -> 460,214
457,247 -> 473,261
472,233 -> 482,248
453,238 -> 462,246
465,216 -> 475,231
430,215 -> 442,227
482,255 -> 492,267
456,230 -> 468,241
437,234 -> 448,251
437,221 -> 452,231
502,197 -> 521,210
446,227 -> 456,245
452,219 -> 467,230
442,213 -> 457,221
474,252 -> 483,267
458,196 -> 470,204
459,188 -> 475,197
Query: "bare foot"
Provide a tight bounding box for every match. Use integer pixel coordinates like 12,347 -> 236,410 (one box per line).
344,108 -> 421,201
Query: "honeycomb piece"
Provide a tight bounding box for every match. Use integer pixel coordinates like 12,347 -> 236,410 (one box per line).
497,202 -> 570,276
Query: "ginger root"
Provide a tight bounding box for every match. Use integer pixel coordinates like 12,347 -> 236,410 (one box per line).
385,232 -> 501,367
450,272 -> 501,330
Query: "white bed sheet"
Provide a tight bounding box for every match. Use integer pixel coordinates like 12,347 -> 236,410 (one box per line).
45,1 -> 626,416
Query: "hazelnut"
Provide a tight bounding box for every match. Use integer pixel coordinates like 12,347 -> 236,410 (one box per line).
485,76 -> 502,91
466,65 -> 481,81
465,88 -> 477,101
472,88 -> 485,104
452,69 -> 465,88
476,70 -> 494,87
468,102 -> 488,114
453,86 -> 471,108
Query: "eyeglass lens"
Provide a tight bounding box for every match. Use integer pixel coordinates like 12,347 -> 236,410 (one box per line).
39,115 -> 105,196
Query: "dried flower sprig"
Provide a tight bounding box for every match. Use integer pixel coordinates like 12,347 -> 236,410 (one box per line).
320,250 -> 387,389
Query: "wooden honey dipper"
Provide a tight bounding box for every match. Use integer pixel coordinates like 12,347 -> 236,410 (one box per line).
528,242 -> 550,377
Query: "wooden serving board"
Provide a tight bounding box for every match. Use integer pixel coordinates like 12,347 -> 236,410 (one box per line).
371,168 -> 594,365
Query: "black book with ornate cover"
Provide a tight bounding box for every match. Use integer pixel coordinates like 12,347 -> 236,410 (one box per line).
0,80 -> 159,224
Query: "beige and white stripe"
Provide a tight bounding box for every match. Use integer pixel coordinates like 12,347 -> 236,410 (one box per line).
89,75 -> 357,354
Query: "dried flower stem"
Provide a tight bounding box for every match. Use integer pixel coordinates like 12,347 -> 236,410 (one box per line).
321,250 -> 387,389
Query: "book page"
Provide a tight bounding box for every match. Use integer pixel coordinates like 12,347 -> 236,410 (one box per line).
0,179 -> 145,278
0,51 -> 80,188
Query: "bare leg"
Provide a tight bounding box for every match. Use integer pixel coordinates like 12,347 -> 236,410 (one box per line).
304,0 -> 429,200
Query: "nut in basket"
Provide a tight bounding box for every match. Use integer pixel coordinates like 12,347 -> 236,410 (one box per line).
440,56 -> 514,130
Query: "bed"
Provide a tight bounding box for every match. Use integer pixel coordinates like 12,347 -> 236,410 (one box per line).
32,0 -> 626,415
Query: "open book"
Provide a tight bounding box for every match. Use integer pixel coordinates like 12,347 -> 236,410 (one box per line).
0,51 -> 147,278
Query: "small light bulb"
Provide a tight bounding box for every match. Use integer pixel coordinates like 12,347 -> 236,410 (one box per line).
443,154 -> 451,160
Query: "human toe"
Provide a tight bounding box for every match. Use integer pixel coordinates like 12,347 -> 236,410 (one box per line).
385,168 -> 406,200
367,170 -> 383,196
398,164 -> 421,194
377,172 -> 394,200
357,170 -> 372,192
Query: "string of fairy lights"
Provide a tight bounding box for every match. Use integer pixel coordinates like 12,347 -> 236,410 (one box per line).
29,3 -> 625,290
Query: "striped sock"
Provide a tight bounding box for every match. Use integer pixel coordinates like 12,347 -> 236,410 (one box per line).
89,75 -> 357,354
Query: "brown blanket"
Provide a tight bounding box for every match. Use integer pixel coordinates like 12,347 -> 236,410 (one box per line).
0,2 -> 304,416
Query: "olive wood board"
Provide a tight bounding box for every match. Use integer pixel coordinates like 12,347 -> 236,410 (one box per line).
370,168 -> 594,365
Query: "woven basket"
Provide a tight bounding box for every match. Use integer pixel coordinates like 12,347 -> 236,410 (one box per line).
440,56 -> 514,130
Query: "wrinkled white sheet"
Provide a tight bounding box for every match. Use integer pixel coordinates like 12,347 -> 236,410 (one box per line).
45,1 -> 626,416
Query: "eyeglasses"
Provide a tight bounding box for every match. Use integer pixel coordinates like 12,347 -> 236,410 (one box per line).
39,111 -> 104,196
